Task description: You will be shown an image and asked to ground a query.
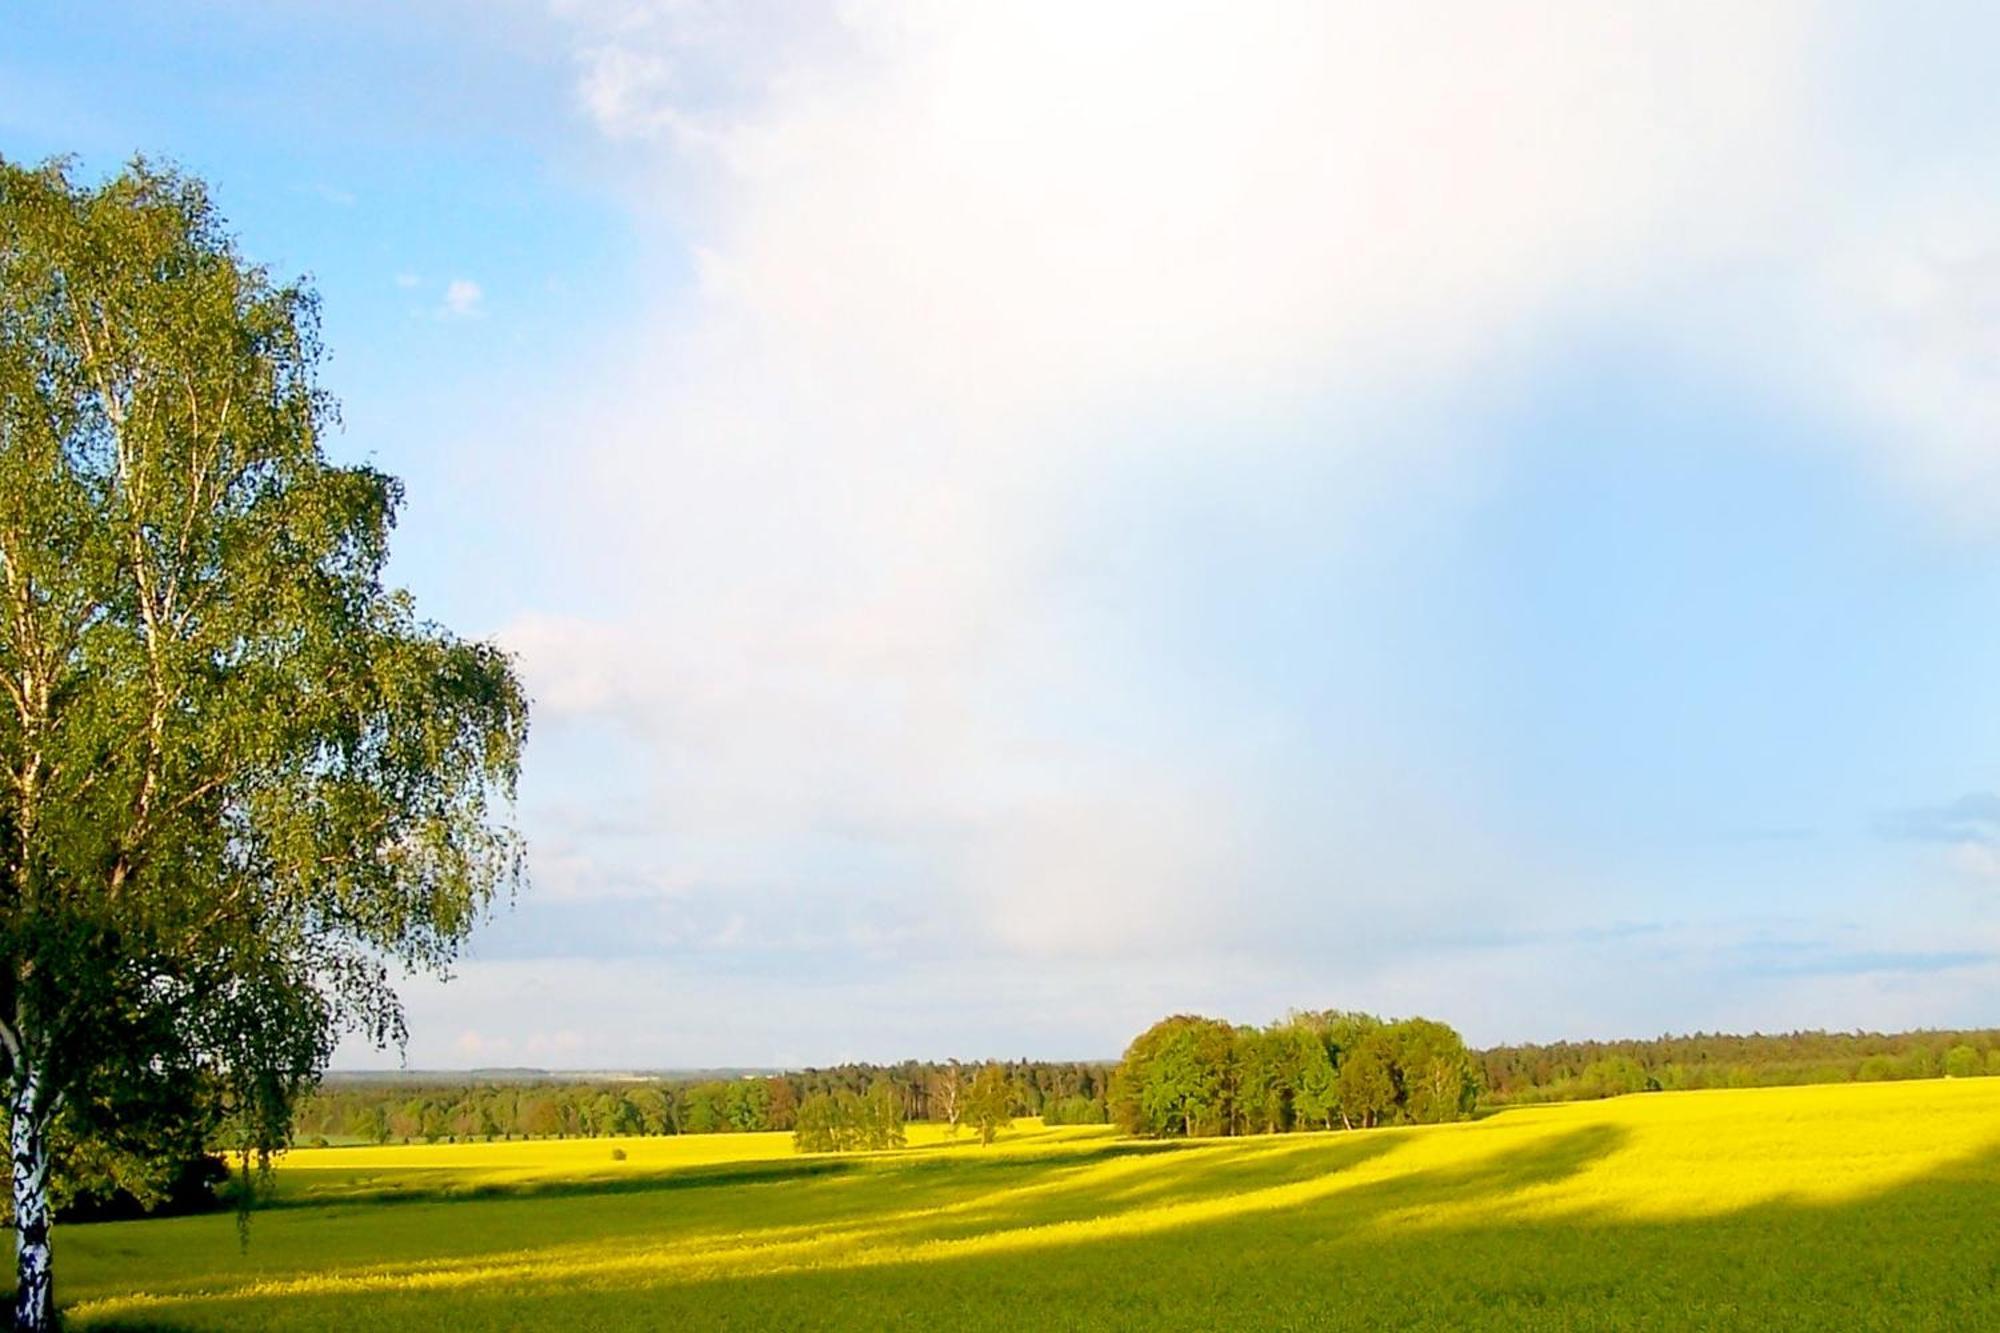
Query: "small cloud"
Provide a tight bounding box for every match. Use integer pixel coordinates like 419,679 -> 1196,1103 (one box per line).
301,182 -> 355,207
1950,842 -> 2000,881
455,1029 -> 511,1060
440,278 -> 485,319
1714,826 -> 1817,844
575,43 -> 676,141
1877,793 -> 2000,845
394,272 -> 422,289
1760,949 -> 1995,979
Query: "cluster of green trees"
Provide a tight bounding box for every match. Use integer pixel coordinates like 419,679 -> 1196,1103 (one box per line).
1479,1027 -> 2000,1103
292,1059 -> 1109,1145
1111,1011 -> 1479,1138
793,1085 -> 906,1152
792,1060 -> 1020,1152
1039,1095 -> 1108,1126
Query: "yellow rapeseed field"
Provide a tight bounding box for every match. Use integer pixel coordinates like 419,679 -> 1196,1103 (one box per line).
60,1078 -> 2000,1329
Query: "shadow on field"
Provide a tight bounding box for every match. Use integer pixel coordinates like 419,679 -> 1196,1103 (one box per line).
244,1153 -> 870,1210
64,1124 -> 2000,1330
254,1135 -> 1212,1213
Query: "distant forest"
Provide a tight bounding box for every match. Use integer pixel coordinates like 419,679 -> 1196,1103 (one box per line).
1479,1027 -> 2000,1102
293,1060 -> 1112,1145
294,1026 -> 2000,1145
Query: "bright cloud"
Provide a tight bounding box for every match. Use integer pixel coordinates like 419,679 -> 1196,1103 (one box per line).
584,3 -> 1812,413
441,276 -> 485,317
352,2 -> 2000,1061
511,0 -> 1825,965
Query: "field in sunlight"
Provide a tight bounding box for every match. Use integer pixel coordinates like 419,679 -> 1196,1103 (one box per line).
58,1078 -> 2000,1329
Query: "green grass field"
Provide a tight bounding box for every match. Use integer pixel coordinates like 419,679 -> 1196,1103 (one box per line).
56,1078 -> 2000,1330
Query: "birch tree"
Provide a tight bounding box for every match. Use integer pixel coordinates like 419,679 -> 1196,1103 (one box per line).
0,158 -> 526,1330
928,1060 -> 963,1135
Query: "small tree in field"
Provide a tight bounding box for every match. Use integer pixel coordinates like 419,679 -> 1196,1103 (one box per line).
791,1093 -> 839,1153
793,1086 -> 904,1154
0,159 -> 526,1330
964,1063 -> 1014,1145
860,1082 -> 906,1150
1288,1024 -> 1339,1130
929,1060 -> 965,1135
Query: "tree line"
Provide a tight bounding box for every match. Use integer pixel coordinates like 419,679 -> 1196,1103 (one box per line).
293,1023 -> 2000,1149
291,1059 -> 1110,1145
1479,1027 -> 2000,1102
1111,1011 -> 1479,1137
791,1064 -> 1018,1152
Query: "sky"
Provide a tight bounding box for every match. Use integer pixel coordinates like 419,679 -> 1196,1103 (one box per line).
8,2 -> 2000,1069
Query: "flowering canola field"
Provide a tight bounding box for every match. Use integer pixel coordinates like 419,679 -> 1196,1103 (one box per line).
60,1078 -> 2000,1329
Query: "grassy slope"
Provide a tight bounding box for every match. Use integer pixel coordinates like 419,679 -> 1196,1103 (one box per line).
58,1078 -> 2000,1330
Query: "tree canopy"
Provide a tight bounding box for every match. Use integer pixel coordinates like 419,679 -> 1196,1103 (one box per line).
792,1085 -> 906,1154
962,1063 -> 1016,1146
0,157 -> 527,1329
1110,1010 -> 1478,1138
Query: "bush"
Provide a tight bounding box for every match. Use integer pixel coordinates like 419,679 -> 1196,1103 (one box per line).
1579,1056 -> 1654,1098
1043,1095 -> 1107,1125
609,1147 -> 627,1161
56,1152 -> 230,1223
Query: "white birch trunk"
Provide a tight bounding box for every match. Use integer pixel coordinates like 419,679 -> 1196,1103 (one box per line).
10,1070 -> 51,1333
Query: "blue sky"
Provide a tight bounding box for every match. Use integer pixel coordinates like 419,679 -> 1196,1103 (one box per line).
10,2 -> 2000,1068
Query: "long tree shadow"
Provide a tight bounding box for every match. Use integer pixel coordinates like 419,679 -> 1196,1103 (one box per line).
255,1135 -> 1205,1212
248,1153 -> 867,1210
894,1132 -> 1410,1245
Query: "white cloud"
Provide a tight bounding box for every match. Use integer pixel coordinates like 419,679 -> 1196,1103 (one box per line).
518,0 -> 1825,962
575,43 -> 678,141
440,277 -> 485,318
556,5 -> 2000,519
381,1 -> 2000,1065
609,3 -> 1810,419
1812,191 -> 2000,521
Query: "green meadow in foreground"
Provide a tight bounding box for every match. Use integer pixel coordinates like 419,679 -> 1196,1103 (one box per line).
56,1077 -> 2000,1330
